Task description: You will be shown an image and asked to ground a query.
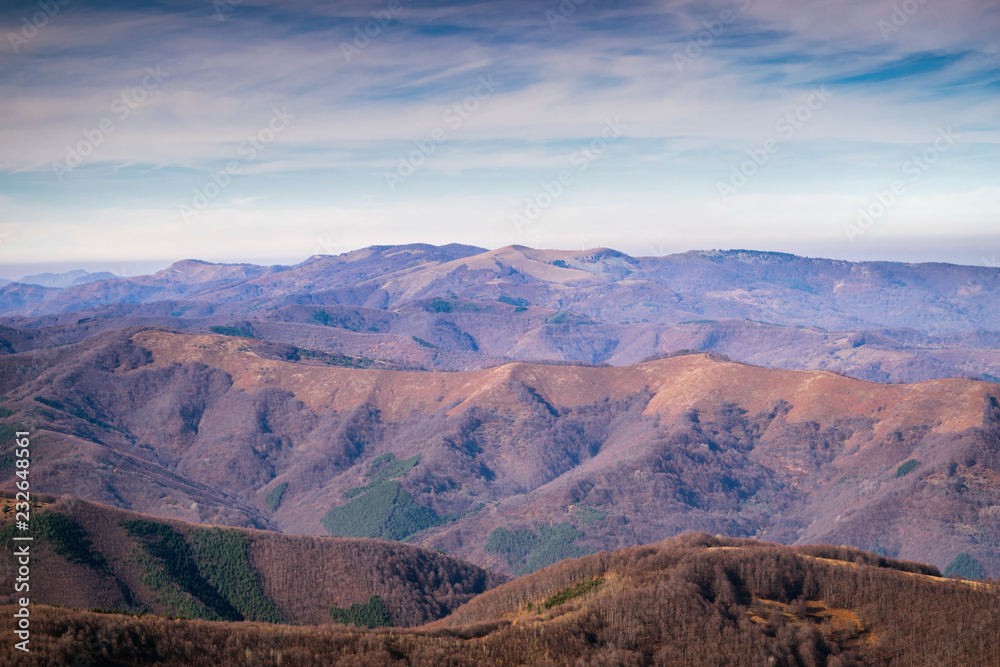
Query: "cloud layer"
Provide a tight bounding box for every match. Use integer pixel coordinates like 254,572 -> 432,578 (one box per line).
0,0 -> 998,271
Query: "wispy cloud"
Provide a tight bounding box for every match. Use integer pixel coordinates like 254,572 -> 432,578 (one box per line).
0,0 -> 998,265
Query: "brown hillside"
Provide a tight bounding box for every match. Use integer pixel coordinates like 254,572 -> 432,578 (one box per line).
5,534 -> 999,666
2,327 -> 999,579
133,329 -> 990,433
0,495 -> 504,627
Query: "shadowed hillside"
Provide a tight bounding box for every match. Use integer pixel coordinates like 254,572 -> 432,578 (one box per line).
2,327 -> 999,578
5,534 -> 998,666
0,495 -> 504,628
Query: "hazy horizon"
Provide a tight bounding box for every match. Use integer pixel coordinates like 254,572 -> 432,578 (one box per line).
5,235 -> 1000,283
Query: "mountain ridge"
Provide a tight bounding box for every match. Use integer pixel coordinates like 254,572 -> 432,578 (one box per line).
10,269 -> 121,289
3,243 -> 999,385
2,326 -> 998,577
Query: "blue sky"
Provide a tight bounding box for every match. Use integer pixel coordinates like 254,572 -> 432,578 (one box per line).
0,0 -> 998,277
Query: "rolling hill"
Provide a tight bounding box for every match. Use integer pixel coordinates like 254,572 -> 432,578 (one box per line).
0,494 -> 503,627
1,326 -> 998,578
6,533 -> 998,666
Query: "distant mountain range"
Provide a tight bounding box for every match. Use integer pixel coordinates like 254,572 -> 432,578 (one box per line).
1,268 -> 120,289
2,244 -> 1000,383
16,269 -> 119,288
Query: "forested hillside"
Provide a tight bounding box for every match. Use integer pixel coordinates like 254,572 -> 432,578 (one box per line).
7,533 -> 998,666
0,495 -> 503,627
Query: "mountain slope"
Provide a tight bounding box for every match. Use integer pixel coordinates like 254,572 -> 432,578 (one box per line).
2,327 -> 998,577
8,534 -> 999,666
0,494 -> 504,627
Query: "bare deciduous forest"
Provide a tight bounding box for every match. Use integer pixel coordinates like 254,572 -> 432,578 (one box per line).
5,533 -> 999,666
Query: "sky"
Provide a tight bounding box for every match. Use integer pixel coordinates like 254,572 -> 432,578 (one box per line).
0,0 -> 998,278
